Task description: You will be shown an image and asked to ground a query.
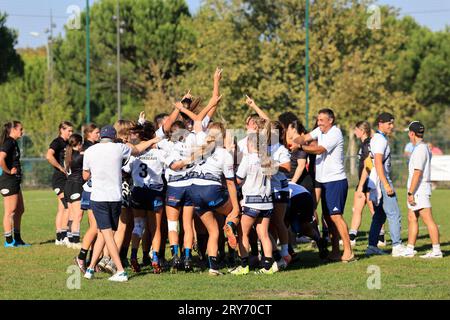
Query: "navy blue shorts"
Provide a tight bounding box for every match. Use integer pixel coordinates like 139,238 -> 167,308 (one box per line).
321,179 -> 348,216
131,187 -> 164,211
289,192 -> 314,233
189,184 -> 229,215
80,191 -> 91,210
272,191 -> 289,204
166,185 -> 193,208
91,201 -> 122,231
242,206 -> 273,219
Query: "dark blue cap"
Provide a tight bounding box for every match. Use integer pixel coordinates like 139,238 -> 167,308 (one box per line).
100,125 -> 117,139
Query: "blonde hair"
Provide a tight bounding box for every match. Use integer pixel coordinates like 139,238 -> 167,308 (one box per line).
114,120 -> 135,142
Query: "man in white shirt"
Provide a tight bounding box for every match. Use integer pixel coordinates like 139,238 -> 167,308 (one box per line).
288,109 -> 354,262
401,121 -> 442,258
366,112 -> 406,257
82,125 -> 159,282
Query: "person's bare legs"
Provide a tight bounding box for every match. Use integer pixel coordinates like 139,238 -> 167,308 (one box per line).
88,231 -> 104,269
255,218 -> 273,259
3,193 -> 18,242
81,210 -> 97,251
238,215 -> 254,259
199,211 -> 219,268
182,206 -> 194,253
350,191 -> 366,233
330,214 -> 353,260
101,228 -> 124,273
408,208 -> 440,246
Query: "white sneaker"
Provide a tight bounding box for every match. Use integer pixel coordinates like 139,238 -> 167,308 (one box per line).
55,239 -> 64,246
339,239 -> 343,246
420,251 -> 443,259
62,237 -> 70,246
377,240 -> 387,247
350,239 -> 356,247
208,269 -> 223,276
399,248 -> 415,258
105,259 -> 117,274
108,271 -> 128,282
84,268 -> 95,280
366,245 -> 387,256
392,244 -> 407,257
66,242 -> 73,249
71,242 -> 82,250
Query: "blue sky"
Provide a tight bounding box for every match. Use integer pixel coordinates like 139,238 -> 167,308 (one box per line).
0,0 -> 449,49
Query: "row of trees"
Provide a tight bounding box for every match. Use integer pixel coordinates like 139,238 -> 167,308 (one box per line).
0,0 -> 449,157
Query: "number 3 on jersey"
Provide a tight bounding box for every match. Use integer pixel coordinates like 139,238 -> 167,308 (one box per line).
139,163 -> 148,178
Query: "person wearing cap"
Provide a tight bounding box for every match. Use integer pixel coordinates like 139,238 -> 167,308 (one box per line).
400,121 -> 442,258
82,125 -> 160,282
366,112 -> 405,256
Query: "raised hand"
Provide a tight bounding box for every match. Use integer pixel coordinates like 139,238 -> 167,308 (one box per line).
245,95 -> 256,108
214,67 -> 223,82
138,111 -> 146,125
174,101 -> 184,111
182,89 -> 192,101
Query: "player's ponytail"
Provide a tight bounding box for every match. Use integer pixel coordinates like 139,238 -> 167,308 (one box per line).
64,134 -> 83,172
0,121 -> 21,146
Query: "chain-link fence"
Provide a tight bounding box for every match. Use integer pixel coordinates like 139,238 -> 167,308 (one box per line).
10,154 -> 448,190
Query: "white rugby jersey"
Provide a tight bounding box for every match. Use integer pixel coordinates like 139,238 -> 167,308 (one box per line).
164,132 -> 200,187
269,143 -> 291,193
122,148 -> 167,191
191,147 -> 235,186
236,153 -> 273,211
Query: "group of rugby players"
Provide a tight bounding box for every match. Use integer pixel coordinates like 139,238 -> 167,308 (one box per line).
1,68 -> 442,283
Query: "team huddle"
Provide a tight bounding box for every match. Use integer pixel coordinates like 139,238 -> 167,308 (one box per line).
0,68 -> 443,283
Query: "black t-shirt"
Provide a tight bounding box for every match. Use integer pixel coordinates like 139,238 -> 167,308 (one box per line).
358,137 -> 371,179
82,140 -> 96,151
49,137 -> 68,173
0,137 -> 21,175
67,150 -> 83,182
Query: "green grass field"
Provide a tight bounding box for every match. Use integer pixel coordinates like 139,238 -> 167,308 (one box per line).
0,189 -> 449,300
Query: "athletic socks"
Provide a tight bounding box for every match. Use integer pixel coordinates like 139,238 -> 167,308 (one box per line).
170,244 -> 179,257
208,256 -> 219,270
131,248 -> 138,260
68,231 -> 73,243
273,250 -> 282,261
119,246 -> 129,261
152,251 -> 159,263
241,256 -> 249,268
280,244 -> 289,257
143,250 -> 150,261
184,248 -> 192,259
56,230 -> 62,241
61,230 -> 68,240
432,244 -> 441,254
349,230 -> 357,241
4,231 -> 13,244
13,229 -> 23,243
263,257 -> 274,270
78,248 -> 88,261
378,230 -> 385,243
72,232 -> 80,244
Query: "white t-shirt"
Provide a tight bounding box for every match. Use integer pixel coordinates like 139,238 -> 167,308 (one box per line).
122,148 -> 167,190
407,142 -> 432,196
288,182 -> 310,198
238,136 -> 249,155
270,143 -> 291,193
310,126 -> 347,183
236,153 -> 273,211
191,147 -> 234,186
83,142 -> 131,202
155,126 -> 166,139
370,132 -> 392,178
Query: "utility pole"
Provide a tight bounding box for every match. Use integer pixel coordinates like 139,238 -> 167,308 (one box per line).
305,0 -> 310,130
86,0 -> 91,124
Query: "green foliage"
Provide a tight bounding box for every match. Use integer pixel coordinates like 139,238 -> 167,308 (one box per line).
0,12 -> 24,84
0,0 -> 449,155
